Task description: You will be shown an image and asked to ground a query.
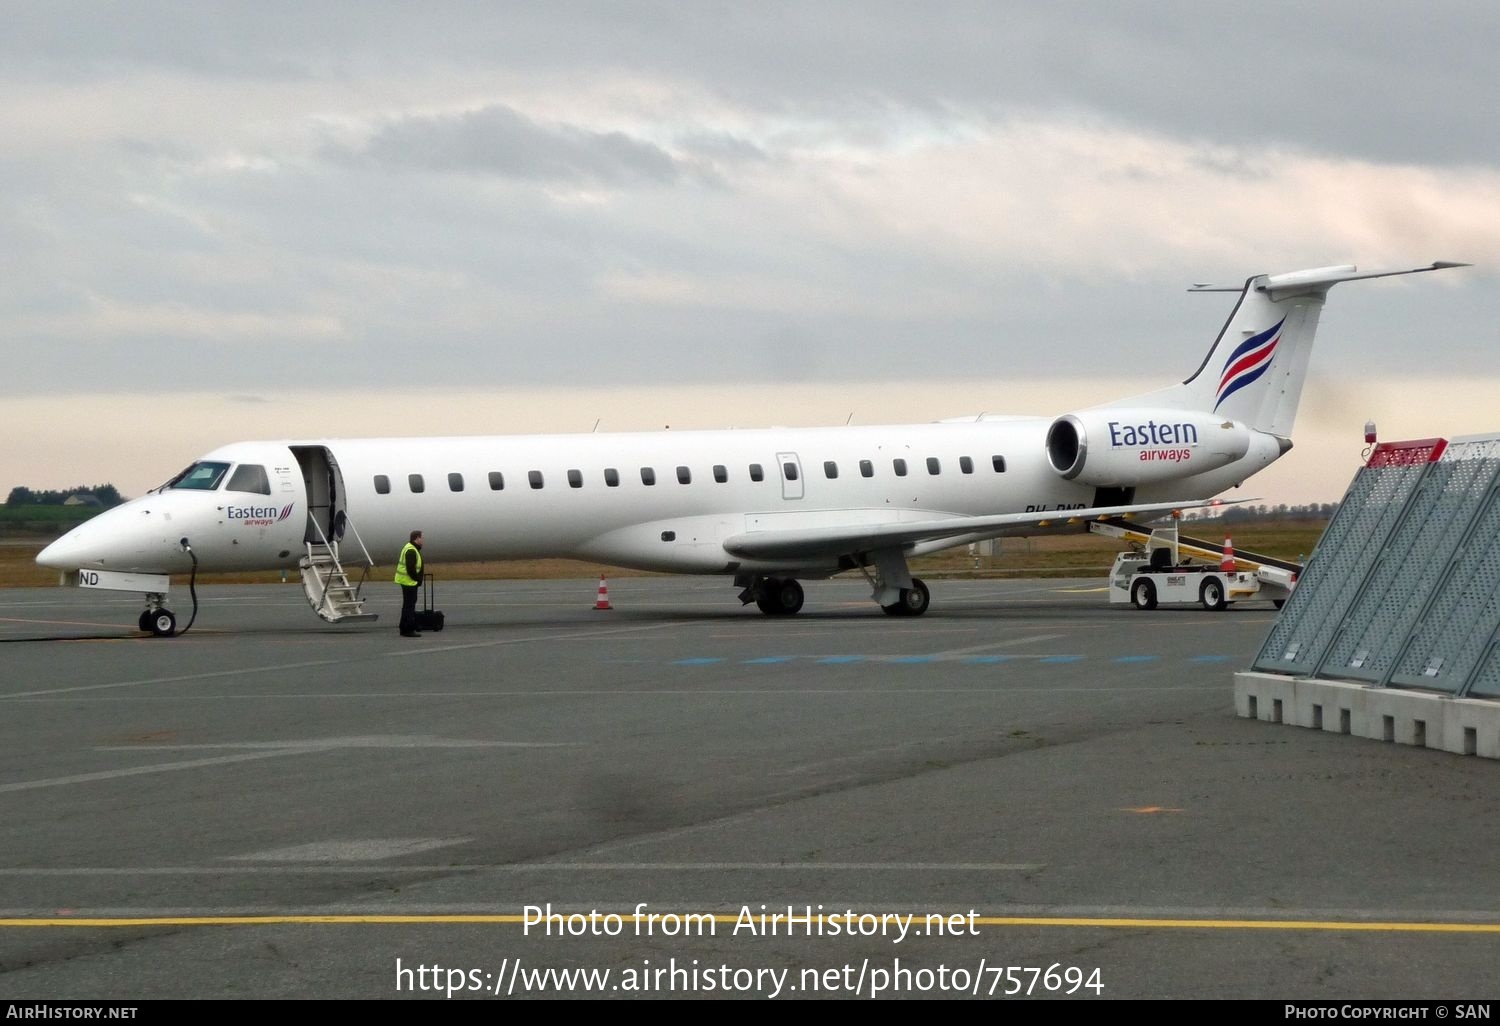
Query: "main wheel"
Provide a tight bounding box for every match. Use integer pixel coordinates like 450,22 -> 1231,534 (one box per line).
1200,577 -> 1227,611
772,578 -> 804,615
756,578 -> 804,616
1131,579 -> 1157,610
899,578 -> 930,616
149,609 -> 177,637
138,610 -> 153,632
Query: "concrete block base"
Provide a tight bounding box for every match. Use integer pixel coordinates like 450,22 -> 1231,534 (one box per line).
1234,671 -> 1500,758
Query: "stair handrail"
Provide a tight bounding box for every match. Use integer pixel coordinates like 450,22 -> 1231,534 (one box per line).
328,512 -> 376,602
339,512 -> 376,570
305,513 -> 377,611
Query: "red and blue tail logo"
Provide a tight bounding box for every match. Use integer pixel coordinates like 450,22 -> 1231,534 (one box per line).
1214,318 -> 1283,411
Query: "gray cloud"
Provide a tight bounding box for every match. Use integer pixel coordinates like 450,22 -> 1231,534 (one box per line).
344,105 -> 685,184
2,2 -> 1496,405
4,3 -> 1496,164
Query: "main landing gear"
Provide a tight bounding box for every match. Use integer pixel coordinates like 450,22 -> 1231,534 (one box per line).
753,577 -> 805,616
864,546 -> 930,617
734,546 -> 934,618
880,578 -> 930,617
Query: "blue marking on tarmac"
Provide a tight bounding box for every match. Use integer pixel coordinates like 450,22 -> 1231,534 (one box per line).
666,654 -> 1240,667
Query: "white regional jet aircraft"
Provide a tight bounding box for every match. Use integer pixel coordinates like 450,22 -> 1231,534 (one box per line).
38,261 -> 1466,636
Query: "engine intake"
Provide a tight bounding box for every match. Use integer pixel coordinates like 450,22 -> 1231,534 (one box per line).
1045,408 -> 1253,487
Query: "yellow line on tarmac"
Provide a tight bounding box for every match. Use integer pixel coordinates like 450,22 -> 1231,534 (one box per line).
3,914 -> 1499,934
0,616 -> 130,629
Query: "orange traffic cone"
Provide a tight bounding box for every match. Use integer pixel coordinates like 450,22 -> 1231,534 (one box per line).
1220,536 -> 1236,572
594,575 -> 613,610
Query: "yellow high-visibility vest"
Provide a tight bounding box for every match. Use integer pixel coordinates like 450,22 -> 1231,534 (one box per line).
394,542 -> 422,586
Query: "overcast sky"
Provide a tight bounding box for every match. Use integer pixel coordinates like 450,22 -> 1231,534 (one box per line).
6,2 -> 1498,505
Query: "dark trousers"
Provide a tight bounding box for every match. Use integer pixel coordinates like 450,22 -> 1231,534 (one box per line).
399,584 -> 420,634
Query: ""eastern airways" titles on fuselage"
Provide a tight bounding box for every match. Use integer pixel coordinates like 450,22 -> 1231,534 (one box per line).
1107,420 -> 1200,448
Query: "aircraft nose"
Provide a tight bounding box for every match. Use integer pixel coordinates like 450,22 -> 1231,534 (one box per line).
35,504 -> 157,572
36,525 -> 90,570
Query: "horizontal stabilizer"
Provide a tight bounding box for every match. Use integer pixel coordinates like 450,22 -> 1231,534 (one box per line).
1188,261 -> 1469,293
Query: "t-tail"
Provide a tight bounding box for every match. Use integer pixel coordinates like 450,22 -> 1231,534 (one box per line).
1042,261 -> 1467,497
1106,262 -> 1470,436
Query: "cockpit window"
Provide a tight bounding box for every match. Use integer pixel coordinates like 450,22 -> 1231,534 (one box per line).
226,464 -> 271,495
166,461 -> 231,490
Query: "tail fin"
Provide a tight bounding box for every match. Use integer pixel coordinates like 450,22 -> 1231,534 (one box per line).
1104,262 -> 1468,437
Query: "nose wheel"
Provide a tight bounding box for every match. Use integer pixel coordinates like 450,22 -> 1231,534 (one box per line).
138,595 -> 177,637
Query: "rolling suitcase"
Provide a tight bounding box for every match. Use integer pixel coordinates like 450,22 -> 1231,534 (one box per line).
414,571 -> 445,631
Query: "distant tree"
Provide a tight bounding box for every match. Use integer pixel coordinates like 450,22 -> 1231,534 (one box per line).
5,484 -> 126,507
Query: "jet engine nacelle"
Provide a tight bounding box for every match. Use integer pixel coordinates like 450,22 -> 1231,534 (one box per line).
1045,408 -> 1253,487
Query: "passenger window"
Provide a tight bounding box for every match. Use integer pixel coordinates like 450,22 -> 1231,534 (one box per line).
859,459 -> 873,478
568,469 -> 583,488
782,462 -> 799,481
823,461 -> 838,479
959,456 -> 974,474
749,463 -> 764,482
713,465 -> 728,483
926,457 -> 941,475
408,474 -> 425,493
604,468 -> 620,487
488,471 -> 504,490
992,455 -> 1006,473
641,467 -> 656,486
448,472 -> 464,492
528,470 -> 544,489
893,459 -> 907,477
226,464 -> 270,495
677,466 -> 691,484
374,475 -> 391,495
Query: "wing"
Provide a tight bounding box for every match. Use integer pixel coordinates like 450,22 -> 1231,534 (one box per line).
722,498 -> 1224,562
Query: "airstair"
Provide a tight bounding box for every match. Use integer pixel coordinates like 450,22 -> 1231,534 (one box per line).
1088,517 -> 1302,587
298,515 -> 379,624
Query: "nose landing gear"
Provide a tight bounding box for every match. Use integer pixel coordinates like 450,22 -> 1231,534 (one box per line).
137,596 -> 177,637
135,542 -> 197,638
